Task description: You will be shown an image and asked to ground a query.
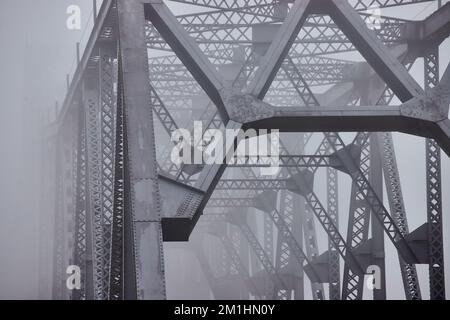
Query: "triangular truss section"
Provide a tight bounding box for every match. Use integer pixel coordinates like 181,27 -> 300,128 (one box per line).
250,1 -> 422,109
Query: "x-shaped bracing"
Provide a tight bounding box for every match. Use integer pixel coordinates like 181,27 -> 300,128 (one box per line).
144,0 -> 450,241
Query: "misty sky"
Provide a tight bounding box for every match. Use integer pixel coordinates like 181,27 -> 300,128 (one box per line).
0,0 -> 448,299
0,0 -> 95,299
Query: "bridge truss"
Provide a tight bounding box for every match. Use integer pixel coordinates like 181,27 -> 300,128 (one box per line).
43,0 -> 450,300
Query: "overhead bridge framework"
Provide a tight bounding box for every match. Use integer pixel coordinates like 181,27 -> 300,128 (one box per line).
44,0 -> 450,300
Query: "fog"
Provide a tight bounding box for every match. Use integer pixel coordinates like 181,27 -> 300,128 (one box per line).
0,0 -> 95,299
0,0 -> 448,299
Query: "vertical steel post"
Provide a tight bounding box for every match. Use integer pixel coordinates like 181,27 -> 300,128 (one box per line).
117,0 -> 166,299
424,45 -> 446,300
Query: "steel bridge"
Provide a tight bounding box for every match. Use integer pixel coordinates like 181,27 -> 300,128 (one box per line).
42,0 -> 450,300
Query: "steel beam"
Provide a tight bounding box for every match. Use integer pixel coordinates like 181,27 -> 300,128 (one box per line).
83,71 -> 105,300
117,0 -> 166,299
369,134 -> 387,300
109,74 -> 125,300
424,46 -> 446,300
327,166 -> 340,300
72,104 -> 90,300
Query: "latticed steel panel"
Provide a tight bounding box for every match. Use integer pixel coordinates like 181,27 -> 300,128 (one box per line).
275,190 -> 296,300
109,70 -> 125,300
99,54 -> 117,299
341,137 -> 371,300
302,205 -> 325,299
263,214 -> 275,270
327,167 -> 340,300
145,9 -> 407,55
424,47 -> 446,300
72,107 -> 88,300
84,81 -> 106,300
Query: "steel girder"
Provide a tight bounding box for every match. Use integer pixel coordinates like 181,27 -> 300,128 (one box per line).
341,137 -> 372,300
369,134 -> 387,300
145,12 -> 406,53
98,53 -> 116,299
241,79 -> 450,156
117,0 -> 166,299
83,74 -> 105,300
109,69 -> 125,300
149,55 -> 354,88
424,46 -> 446,300
170,0 -> 434,11
263,213 -> 275,283
72,105 -> 90,300
327,166 -> 340,300
301,206 -> 326,299
275,190 -> 301,299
